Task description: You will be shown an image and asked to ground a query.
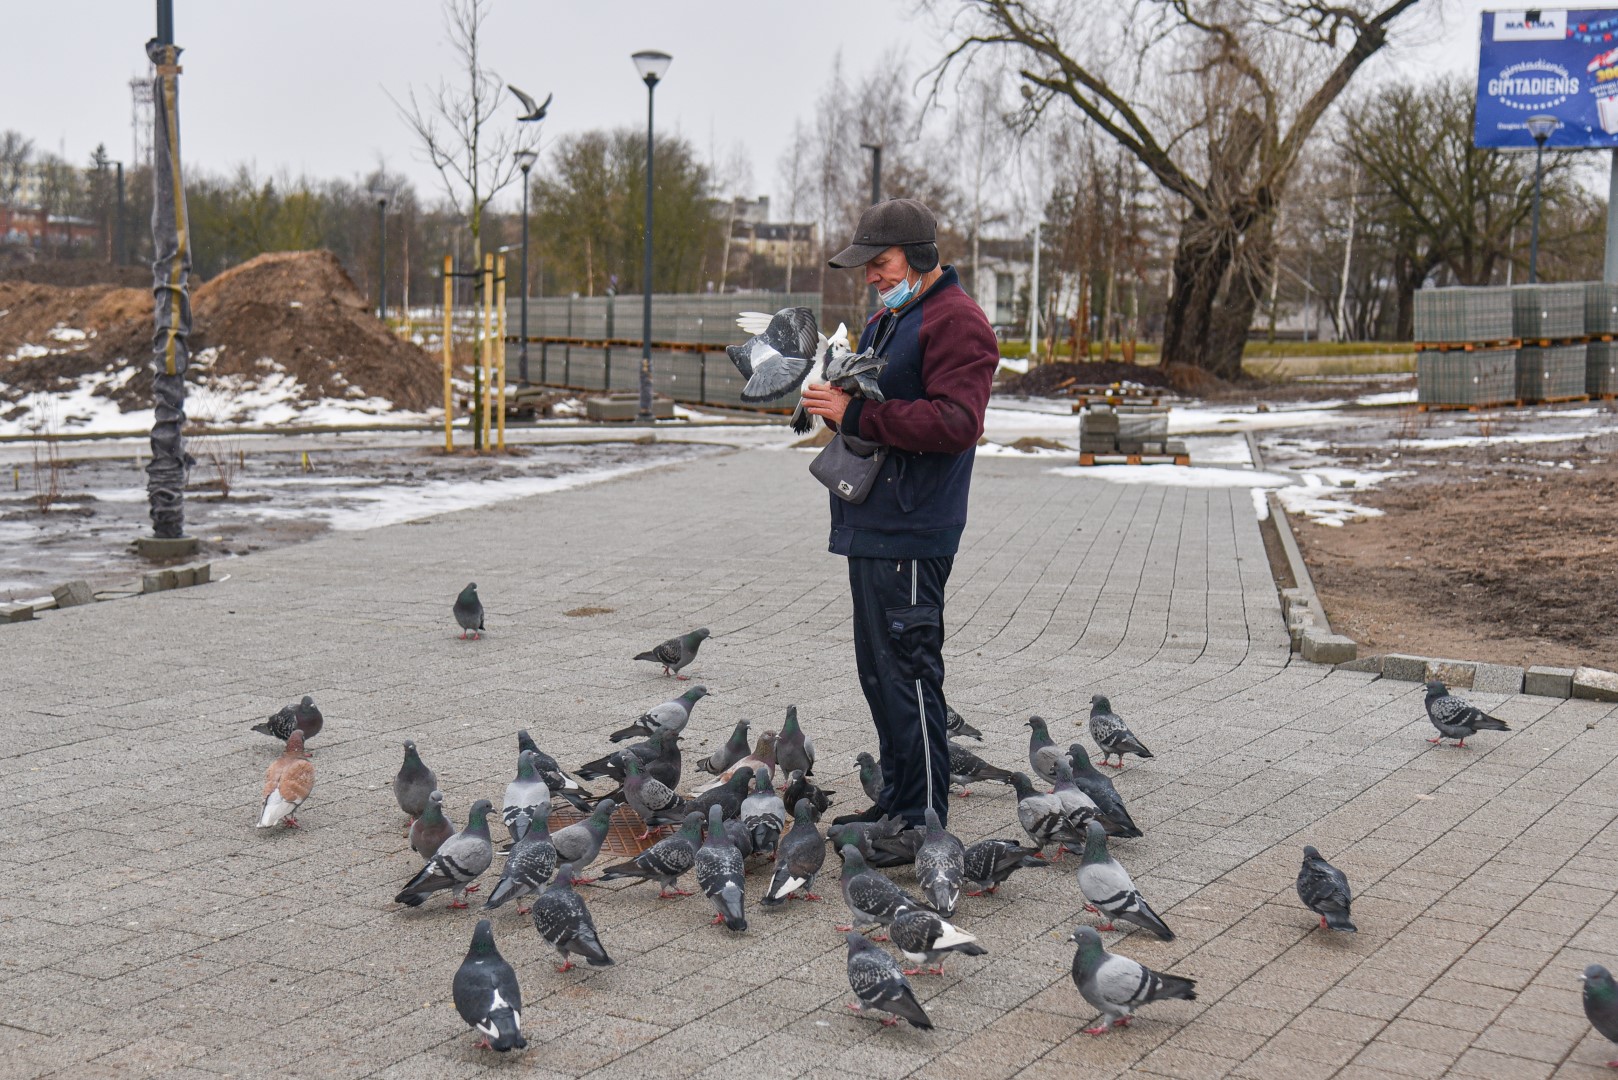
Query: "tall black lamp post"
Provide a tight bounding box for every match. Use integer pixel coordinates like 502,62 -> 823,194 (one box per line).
368,187 -> 390,319
632,49 -> 671,422
1525,113 -> 1559,284
514,148 -> 538,385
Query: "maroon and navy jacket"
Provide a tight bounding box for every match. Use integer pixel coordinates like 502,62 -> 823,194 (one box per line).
830,265 -> 999,558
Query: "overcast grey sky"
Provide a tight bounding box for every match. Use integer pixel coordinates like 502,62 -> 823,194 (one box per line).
3,1 -> 1500,215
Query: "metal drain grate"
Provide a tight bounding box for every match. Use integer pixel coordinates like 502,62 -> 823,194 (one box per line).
547,803 -> 672,858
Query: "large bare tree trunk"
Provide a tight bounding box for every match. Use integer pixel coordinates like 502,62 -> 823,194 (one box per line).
1162,208 -> 1236,374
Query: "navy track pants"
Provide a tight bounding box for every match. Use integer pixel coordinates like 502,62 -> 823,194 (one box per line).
847,555 -> 953,828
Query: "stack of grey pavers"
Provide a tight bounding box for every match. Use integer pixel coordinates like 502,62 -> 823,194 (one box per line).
1413,286 -> 1516,406
1586,282 -> 1618,397
1512,283 -> 1586,402
1078,403 -> 1186,458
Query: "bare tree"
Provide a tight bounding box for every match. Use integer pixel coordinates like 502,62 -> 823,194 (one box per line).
390,0 -> 536,269
0,130 -> 32,207
936,0 -> 1419,379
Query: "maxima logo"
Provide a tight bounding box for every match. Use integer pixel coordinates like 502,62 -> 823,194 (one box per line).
1488,59 -> 1580,108
1495,9 -> 1569,40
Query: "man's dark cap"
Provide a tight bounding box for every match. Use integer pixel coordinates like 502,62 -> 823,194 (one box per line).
828,198 -> 938,268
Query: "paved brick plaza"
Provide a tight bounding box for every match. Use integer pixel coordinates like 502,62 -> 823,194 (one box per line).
4,445 -> 1617,1078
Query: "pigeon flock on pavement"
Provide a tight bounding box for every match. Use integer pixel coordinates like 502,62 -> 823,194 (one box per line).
236,598 -> 1599,1061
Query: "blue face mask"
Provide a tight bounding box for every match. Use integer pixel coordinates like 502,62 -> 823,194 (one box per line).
877,272 -> 920,310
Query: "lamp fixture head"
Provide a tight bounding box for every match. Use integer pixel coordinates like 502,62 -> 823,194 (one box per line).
1525,114 -> 1560,145
514,148 -> 538,173
632,50 -> 672,86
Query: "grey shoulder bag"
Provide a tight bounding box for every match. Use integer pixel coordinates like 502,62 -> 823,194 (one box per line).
809,431 -> 888,503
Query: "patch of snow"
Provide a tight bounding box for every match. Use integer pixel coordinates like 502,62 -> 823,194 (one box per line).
997,357 -> 1030,375
1182,434 -> 1250,465
1048,464 -> 1292,489
1252,488 -> 1270,520
1404,426 -> 1618,450
47,326 -> 87,342
1277,487 -> 1385,527
1354,389 -> 1418,406
6,343 -> 49,360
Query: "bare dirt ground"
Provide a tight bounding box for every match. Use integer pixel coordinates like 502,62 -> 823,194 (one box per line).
1262,402 -> 1618,670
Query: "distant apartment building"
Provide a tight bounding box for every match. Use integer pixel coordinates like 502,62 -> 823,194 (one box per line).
718,195 -> 818,291
0,206 -> 98,250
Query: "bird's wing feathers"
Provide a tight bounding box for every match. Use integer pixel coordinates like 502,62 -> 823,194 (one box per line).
735,311 -> 774,335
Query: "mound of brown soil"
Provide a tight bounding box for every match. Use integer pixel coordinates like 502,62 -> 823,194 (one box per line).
996,359 -> 1174,397
0,260 -> 153,289
1,250 -> 440,415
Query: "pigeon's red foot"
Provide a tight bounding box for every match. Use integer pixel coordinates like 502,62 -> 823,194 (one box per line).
675,674 -> 691,681
1083,903 -> 1099,914
1115,1017 -> 1131,1027
463,883 -> 480,893
956,790 -> 972,798
1084,1024 -> 1112,1036
1097,922 -> 1116,931
1605,1059 -> 1618,1068
573,876 -> 597,885
928,965 -> 946,975
1319,915 -> 1328,929
448,899 -> 470,909
845,1003 -> 862,1014
1457,740 -> 1466,747
1426,737 -> 1443,744
835,924 -> 854,932
1105,761 -> 1123,769
710,914 -> 726,926
555,960 -> 574,972
965,889 -> 985,897
473,1037 -> 492,1050
281,817 -> 300,829
880,1016 -> 901,1027
516,907 -> 531,916
869,934 -> 888,943
801,893 -> 823,902
656,889 -> 694,899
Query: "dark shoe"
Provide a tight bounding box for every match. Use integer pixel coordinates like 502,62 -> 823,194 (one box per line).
830,804 -> 886,826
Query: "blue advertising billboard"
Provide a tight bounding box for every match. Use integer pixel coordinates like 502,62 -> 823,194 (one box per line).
1476,8 -> 1618,148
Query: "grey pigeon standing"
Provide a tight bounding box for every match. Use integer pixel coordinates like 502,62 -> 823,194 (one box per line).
548,799 -> 616,882
454,583 -> 484,640
1009,772 -> 1085,856
837,844 -> 925,937
948,740 -> 1016,796
764,799 -> 827,906
252,695 -> 323,745
775,706 -> 815,777
782,769 -> 834,821
529,864 -> 613,971
633,628 -> 710,679
1050,760 -> 1102,849
453,920 -> 527,1052
1069,925 -> 1196,1035
844,931 -> 932,1029
914,807 -> 966,918
890,907 -> 986,976
945,704 -> 983,741
694,733 -> 776,793
622,755 -> 685,837
516,730 -> 590,809
741,767 -> 786,854
963,838 -> 1046,896
1026,716 -> 1066,783
696,805 -> 747,931
395,799 -> 494,908
483,806 -> 557,914
609,685 -> 709,743
1581,965 -> 1618,1068
393,740 -> 437,821
1424,680 -> 1511,747
1064,744 -> 1142,838
410,790 -> 456,861
578,728 -> 682,799
723,817 -> 756,858
1296,845 -> 1356,932
1089,695 -> 1153,768
856,752 -> 882,805
598,811 -> 703,897
684,766 -> 755,824
1076,821 -> 1174,940
829,819 -> 922,869
503,751 -> 552,844
697,719 -> 751,776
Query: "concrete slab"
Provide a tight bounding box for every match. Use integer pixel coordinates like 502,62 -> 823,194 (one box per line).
1381,654 -> 1428,682
1424,658 -> 1476,689
1471,663 -> 1524,696
1525,665 -> 1576,698
1573,665 -> 1618,702
51,580 -> 96,608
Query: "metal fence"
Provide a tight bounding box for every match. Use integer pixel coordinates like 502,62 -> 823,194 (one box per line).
502,291 -> 823,408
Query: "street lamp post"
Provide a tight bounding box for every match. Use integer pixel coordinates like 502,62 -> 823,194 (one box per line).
1525,114 -> 1559,284
514,148 -> 538,385
632,50 -> 671,422
860,142 -> 882,311
368,188 -> 390,320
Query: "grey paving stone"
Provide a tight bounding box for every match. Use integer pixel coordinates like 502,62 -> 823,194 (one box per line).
1381,654 -> 1428,682
1471,663 -> 1524,696
1573,666 -> 1618,702
1523,666 -> 1575,698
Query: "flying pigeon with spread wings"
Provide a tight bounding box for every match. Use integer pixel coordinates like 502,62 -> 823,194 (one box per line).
729,308 -> 879,434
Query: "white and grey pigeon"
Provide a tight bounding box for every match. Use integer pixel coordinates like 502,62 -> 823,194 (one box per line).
844,931 -> 933,1029
1089,695 -> 1153,768
914,807 -> 965,918
727,307 -> 837,430
741,766 -> 787,855
1069,925 -> 1196,1036
502,751 -> 551,845
516,729 -> 589,808
697,719 -> 751,776
889,907 -> 986,976
1296,845 -> 1356,932
1076,821 -> 1174,940
453,920 -> 527,1052
1424,680 -> 1510,747
609,685 -> 709,743
763,798 -> 827,906
633,627 -> 710,679
395,799 -> 494,909
529,863 -> 613,971
696,805 -> 747,931
483,806 -> 557,915
1009,771 -> 1085,856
